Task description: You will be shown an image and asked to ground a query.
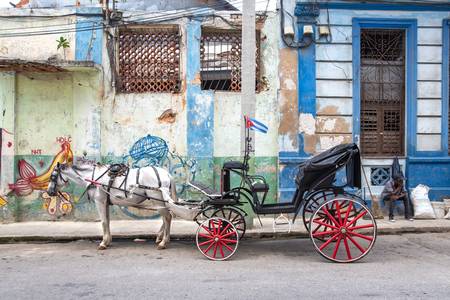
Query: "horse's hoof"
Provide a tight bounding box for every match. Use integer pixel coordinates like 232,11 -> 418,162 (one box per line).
156,244 -> 166,250
97,245 -> 107,250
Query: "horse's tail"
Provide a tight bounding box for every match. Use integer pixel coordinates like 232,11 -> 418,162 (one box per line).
170,178 -> 178,203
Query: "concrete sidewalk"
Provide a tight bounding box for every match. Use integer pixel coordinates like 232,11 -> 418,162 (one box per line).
1,217 -> 450,242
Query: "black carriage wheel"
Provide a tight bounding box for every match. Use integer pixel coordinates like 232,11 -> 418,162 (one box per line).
302,191 -> 335,235
212,207 -> 246,239
195,206 -> 217,225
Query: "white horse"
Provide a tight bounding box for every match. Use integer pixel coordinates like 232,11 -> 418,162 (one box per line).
47,162 -> 178,250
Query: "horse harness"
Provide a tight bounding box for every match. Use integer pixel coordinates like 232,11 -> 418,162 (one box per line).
86,164 -> 164,205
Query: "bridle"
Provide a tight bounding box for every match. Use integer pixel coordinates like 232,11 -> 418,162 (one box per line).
49,164 -> 69,196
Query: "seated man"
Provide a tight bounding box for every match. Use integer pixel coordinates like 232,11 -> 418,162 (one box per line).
380,174 -> 413,222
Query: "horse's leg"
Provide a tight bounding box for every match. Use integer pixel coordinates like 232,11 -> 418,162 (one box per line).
155,223 -> 164,244
156,207 -> 171,250
95,199 -> 111,250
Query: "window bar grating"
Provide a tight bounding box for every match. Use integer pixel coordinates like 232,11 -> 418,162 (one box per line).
200,28 -> 261,92
118,26 -> 181,93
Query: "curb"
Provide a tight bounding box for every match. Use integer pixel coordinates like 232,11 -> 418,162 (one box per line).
1,226 -> 449,243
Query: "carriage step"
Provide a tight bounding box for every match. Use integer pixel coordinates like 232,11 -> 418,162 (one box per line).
188,181 -> 222,198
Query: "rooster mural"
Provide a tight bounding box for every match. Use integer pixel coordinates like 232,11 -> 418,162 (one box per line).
8,141 -> 74,215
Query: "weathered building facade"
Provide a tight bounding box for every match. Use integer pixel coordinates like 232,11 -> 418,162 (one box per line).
279,1 -> 450,204
0,0 -> 450,222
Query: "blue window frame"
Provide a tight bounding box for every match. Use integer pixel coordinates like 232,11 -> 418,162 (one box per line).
352,18 -> 418,157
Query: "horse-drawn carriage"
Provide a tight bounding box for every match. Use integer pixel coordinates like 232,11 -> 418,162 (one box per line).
48,117 -> 377,263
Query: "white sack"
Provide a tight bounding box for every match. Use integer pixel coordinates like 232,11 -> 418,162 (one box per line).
411,184 -> 436,219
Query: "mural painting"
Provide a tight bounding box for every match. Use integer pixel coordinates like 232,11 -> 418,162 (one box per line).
8,141 -> 75,217
0,128 -> 14,209
119,134 -> 197,219
0,196 -> 7,208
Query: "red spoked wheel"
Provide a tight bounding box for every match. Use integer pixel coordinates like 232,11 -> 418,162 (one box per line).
309,198 -> 377,263
196,217 -> 239,261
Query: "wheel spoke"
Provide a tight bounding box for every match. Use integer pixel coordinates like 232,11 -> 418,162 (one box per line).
201,225 -> 214,236
220,238 -> 238,244
347,234 -> 366,253
335,201 -> 343,226
219,242 -> 225,258
347,230 -> 374,241
202,240 -> 215,254
213,242 -> 219,257
322,206 -> 341,227
319,232 -> 341,251
312,229 -> 338,237
198,233 -> 214,239
216,219 -> 222,235
343,201 -> 353,225
313,219 -> 339,230
219,223 -> 231,236
221,230 -> 238,239
343,236 -> 352,260
312,223 -> 323,234
332,235 -> 343,259
349,223 -> 374,230
346,210 -> 368,227
198,238 -> 215,246
220,241 -> 234,252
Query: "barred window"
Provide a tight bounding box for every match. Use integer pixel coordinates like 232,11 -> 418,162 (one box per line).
200,28 -> 261,92
118,26 -> 181,93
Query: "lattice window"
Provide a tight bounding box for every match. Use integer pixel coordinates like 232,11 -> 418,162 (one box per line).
360,29 -> 405,156
370,167 -> 391,186
200,28 -> 261,92
118,26 -> 181,93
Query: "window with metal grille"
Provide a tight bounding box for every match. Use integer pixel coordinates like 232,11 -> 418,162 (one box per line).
118,26 -> 181,93
360,29 -> 405,156
200,28 -> 261,92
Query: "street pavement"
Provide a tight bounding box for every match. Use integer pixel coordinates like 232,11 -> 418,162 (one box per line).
1,233 -> 449,299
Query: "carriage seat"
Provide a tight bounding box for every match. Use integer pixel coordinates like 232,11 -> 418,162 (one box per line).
223,161 -> 247,170
251,182 -> 269,192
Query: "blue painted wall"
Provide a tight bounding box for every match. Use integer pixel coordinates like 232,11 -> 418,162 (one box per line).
186,20 -> 215,183
75,7 -> 103,64
278,5 -> 317,203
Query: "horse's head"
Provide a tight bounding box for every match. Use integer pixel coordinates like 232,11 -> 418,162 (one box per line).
47,162 -> 70,196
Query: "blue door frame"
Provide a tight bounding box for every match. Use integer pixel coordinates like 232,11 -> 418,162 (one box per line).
352,18 -> 417,156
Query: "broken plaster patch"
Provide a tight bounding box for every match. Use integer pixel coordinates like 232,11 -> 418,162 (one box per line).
284,78 -> 296,90
322,118 -> 337,132
299,113 -> 315,135
320,135 -> 346,150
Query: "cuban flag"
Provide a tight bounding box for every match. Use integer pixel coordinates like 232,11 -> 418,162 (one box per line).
244,115 -> 268,134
